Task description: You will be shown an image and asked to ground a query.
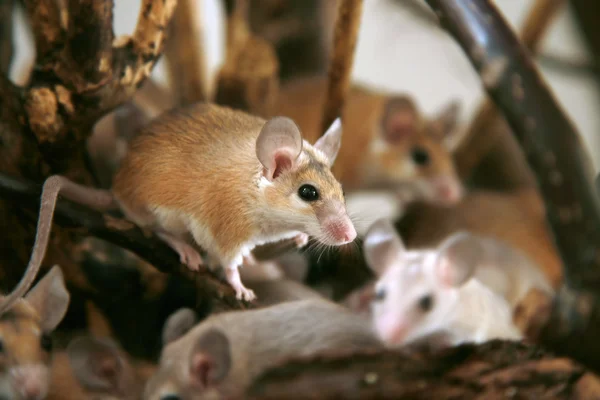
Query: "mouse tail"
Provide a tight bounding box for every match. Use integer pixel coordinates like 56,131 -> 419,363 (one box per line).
0,176 -> 115,315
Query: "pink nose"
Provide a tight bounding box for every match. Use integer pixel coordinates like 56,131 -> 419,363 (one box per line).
12,366 -> 47,400
324,218 -> 357,244
435,179 -> 463,204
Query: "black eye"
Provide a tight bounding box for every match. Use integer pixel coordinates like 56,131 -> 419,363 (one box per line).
40,333 -> 52,352
298,184 -> 319,202
418,294 -> 434,312
411,147 -> 430,166
374,287 -> 386,302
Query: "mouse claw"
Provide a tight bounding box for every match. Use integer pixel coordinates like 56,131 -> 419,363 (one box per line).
236,287 -> 256,302
294,233 -> 309,248
226,267 -> 257,302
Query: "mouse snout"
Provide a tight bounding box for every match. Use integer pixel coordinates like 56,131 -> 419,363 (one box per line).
431,176 -> 463,205
322,215 -> 357,245
11,365 -> 49,400
375,315 -> 409,348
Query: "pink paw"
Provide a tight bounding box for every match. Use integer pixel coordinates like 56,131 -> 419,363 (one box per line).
294,233 -> 309,248
226,267 -> 257,302
234,286 -> 256,302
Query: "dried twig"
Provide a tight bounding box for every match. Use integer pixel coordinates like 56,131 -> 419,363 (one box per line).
247,341 -> 598,399
424,0 -> 600,371
164,0 -> 208,105
454,0 -> 566,180
320,0 -> 363,134
0,172 -> 246,311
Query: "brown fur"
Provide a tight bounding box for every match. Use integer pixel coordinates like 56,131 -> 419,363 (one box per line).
112,103 -> 345,264
273,76 -> 460,192
398,188 -> 563,288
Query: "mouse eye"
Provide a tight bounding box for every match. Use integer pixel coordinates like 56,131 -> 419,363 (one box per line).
373,287 -> 386,302
298,184 -> 319,202
411,146 -> 430,166
418,294 -> 434,312
40,333 -> 52,352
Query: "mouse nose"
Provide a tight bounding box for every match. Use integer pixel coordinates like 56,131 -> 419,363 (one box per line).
12,365 -> 48,400
323,216 -> 357,244
434,177 -> 463,205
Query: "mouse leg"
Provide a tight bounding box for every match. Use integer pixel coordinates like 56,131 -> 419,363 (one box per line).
156,232 -> 204,271
294,233 -> 309,248
225,266 -> 256,301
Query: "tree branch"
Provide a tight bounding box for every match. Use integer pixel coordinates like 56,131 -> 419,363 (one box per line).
22,0 -> 65,63
424,0 -> 600,372
247,340 -> 598,399
320,0 -> 363,134
164,0 -> 207,105
0,172 -> 246,311
454,0 -> 566,181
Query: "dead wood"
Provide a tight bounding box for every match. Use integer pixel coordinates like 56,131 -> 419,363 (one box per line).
164,0 -> 207,105
454,0 -> 566,183
320,0 -> 363,134
214,0 -> 279,118
423,0 -> 600,372
247,340 -> 600,399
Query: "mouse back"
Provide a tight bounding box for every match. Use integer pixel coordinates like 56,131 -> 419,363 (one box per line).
0,266 -> 70,400
146,299 -> 380,399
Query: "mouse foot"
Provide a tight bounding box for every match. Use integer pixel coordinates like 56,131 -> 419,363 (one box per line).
225,268 -> 256,302
157,232 -> 203,271
294,233 -> 309,248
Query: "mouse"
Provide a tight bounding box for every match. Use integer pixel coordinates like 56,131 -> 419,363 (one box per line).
0,265 -> 70,400
362,219 -> 523,348
47,335 -> 156,400
143,299 -> 381,399
5,103 -> 356,306
273,76 -> 465,205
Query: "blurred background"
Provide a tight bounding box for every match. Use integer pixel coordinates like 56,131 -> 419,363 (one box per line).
9,0 -> 599,171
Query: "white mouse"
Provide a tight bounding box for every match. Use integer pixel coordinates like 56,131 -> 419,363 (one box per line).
362,219 -> 523,348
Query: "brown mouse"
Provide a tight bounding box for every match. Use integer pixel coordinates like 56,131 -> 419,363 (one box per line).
144,299 -> 381,399
273,76 -> 464,205
47,335 -> 156,400
0,265 -> 70,400
5,103 -> 356,309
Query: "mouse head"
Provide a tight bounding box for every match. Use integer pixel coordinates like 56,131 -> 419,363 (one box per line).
67,335 -> 143,400
0,265 -> 70,400
365,96 -> 464,206
363,220 -> 483,347
256,116 -> 357,246
145,310 -> 232,400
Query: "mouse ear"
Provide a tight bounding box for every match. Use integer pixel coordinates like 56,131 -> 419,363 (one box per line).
363,219 -> 406,276
162,308 -> 197,346
188,328 -> 231,390
380,96 -> 420,144
313,118 -> 343,166
67,336 -> 132,393
428,99 -> 462,150
433,231 -> 483,287
256,116 -> 303,181
25,265 -> 70,332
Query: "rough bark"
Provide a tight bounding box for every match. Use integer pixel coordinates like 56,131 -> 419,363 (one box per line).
424,0 -> 600,372
320,0 -> 363,134
454,0 -> 566,183
164,0 -> 207,105
247,340 -> 600,399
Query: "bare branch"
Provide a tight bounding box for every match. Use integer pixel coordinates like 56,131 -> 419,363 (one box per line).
424,0 -> 600,372
164,0 -> 207,105
320,0 -> 363,134
22,0 -> 65,63
454,0 -> 566,180
0,172 -> 246,312
247,341 -> 597,399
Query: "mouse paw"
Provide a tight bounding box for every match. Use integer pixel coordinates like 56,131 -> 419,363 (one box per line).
294,233 -> 309,248
236,287 -> 257,302
225,267 -> 257,302
157,232 -> 203,271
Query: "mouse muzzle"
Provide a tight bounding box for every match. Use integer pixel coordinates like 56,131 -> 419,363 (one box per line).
10,364 -> 49,400
315,201 -> 357,245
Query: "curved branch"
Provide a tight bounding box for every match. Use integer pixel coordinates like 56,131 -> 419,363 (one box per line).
320,0 -> 363,134
0,172 -> 246,311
